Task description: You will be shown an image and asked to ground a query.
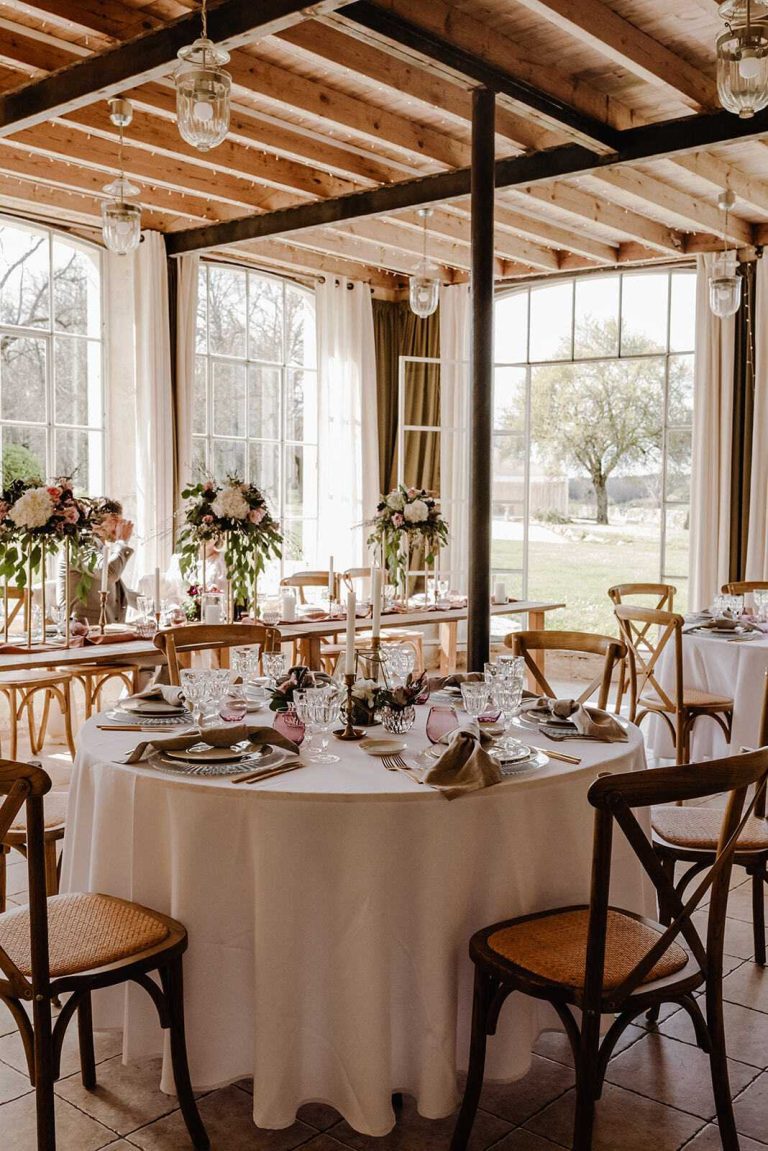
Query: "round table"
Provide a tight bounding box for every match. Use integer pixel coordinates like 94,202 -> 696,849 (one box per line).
62,707 -> 648,1136
648,630 -> 768,760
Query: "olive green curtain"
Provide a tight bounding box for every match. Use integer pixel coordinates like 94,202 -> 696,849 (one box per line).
371,299 -> 440,494
729,260 -> 756,581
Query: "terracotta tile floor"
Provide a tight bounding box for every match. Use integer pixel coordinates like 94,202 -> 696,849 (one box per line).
2,694 -> 767,1150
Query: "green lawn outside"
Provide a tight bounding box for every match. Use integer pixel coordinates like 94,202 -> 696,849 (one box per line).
492,520 -> 689,635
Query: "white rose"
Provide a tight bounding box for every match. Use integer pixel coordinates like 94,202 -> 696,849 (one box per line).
403,499 -> 429,524
386,491 -> 405,512
212,486 -> 249,521
9,487 -> 54,530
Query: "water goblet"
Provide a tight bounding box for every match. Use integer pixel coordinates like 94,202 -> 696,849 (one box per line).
382,644 -> 415,686
263,651 -> 288,687
293,690 -> 314,753
460,682 -> 492,720
231,645 -> 259,682
307,695 -> 340,763
493,679 -> 525,752
180,669 -> 210,731
262,599 -> 281,626
496,654 -> 525,681
426,705 -> 459,744
483,661 -> 498,684
136,594 -> 154,620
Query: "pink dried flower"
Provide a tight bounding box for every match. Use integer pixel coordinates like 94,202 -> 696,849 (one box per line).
248,507 -> 266,524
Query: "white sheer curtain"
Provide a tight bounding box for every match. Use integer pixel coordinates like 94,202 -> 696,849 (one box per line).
175,253 -> 199,504
689,253 -> 736,610
316,278 -> 379,569
439,283 -> 470,592
133,231 -> 174,577
746,256 -> 768,578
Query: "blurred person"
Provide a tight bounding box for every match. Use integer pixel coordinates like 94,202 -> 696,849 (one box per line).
57,498 -> 137,624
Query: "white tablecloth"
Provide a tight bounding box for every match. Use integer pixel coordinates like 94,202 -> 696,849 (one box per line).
648,632 -> 768,760
62,708 -> 648,1136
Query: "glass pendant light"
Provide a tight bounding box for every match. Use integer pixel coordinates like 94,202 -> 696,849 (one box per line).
717,0 -> 768,117
175,0 -> 231,152
709,190 -> 743,318
409,208 -> 440,319
101,98 -> 141,256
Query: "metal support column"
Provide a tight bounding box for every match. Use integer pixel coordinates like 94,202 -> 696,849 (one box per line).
467,86 -> 496,671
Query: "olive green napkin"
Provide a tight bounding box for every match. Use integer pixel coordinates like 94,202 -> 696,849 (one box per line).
546,699 -> 628,743
127,684 -> 185,706
124,723 -> 299,764
422,723 -> 502,800
427,671 -> 484,691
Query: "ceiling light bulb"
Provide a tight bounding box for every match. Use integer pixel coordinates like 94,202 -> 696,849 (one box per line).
193,99 -> 214,121
740,49 -> 763,76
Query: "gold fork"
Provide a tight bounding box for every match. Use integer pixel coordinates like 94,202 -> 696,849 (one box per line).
382,755 -> 423,785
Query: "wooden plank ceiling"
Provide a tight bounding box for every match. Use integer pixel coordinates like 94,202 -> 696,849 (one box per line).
1,0 -> 767,294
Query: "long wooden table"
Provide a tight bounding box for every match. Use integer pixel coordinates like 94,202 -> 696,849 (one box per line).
0,600 -> 564,675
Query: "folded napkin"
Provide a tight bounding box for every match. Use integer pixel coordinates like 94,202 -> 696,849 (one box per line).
124,723 -> 299,764
0,643 -> 58,655
545,699 -> 628,743
422,722 -> 502,800
127,683 -> 184,706
70,630 -> 138,646
427,671 -> 484,691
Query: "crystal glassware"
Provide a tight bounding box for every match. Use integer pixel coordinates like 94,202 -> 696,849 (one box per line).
136,594 -> 154,619
231,645 -> 260,682
292,690 -> 314,753
460,682 -> 492,719
493,679 -> 525,752
381,644 -> 415,686
496,654 -> 525,681
426,704 -> 459,744
273,706 -> 305,746
219,684 -> 248,723
263,651 -> 288,687
307,694 -> 340,763
379,704 -> 416,734
180,668 -> 211,730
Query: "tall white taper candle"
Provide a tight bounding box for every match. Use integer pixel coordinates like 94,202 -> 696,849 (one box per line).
370,565 -> 382,639
344,590 -> 356,675
100,542 -> 109,593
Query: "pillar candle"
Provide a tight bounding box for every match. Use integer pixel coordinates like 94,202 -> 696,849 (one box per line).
344,590 -> 356,675
100,542 -> 109,593
494,580 -> 507,605
370,565 -> 382,639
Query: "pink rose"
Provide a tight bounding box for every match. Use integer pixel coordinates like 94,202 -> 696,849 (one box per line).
202,514 -> 214,524
62,505 -> 79,524
203,481 -> 215,492
47,486 -> 61,500
407,487 -> 418,497
392,513 -> 404,527
248,507 -> 266,524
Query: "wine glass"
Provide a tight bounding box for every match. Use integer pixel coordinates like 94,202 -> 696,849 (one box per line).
231,645 -> 259,682
493,679 -> 525,752
382,644 -> 415,686
136,594 -> 154,620
496,654 -> 525,681
293,690 -> 314,753
307,695 -> 340,763
426,705 -> 459,744
180,669 -> 211,731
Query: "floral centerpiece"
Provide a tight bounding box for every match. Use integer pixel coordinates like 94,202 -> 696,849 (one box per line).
177,475 -> 283,614
367,485 -> 448,596
343,678 -> 379,727
373,670 -> 428,734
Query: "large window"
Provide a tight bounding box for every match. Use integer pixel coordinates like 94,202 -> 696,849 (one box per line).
0,218 -> 104,492
193,262 -> 318,566
493,269 -> 696,630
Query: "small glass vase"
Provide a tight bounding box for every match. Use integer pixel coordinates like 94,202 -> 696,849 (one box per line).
379,704 -> 416,734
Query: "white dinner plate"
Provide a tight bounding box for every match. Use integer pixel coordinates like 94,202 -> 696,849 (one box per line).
360,738 -> 407,756
121,699 -> 186,716
165,745 -> 250,763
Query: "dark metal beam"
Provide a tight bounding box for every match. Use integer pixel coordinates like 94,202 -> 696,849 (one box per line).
165,102 -> 768,256
0,0 -> 349,137
467,88 -> 496,671
341,1 -> 620,150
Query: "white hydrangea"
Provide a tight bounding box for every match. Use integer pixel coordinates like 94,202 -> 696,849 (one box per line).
352,678 -> 378,705
386,490 -> 405,512
10,487 -> 54,530
403,498 -> 429,524
212,485 -> 249,521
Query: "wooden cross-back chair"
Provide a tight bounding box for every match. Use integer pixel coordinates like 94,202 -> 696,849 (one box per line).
504,631 -> 625,712
3,586 -> 29,633
450,748 -> 768,1151
279,570 -> 338,604
721,580 -> 768,596
0,759 -> 209,1151
154,623 -> 281,686
614,605 -> 733,765
607,584 -> 676,710
652,668 -> 768,966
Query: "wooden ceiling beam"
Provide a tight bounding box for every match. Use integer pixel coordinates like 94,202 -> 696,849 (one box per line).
281,224 -> 471,279
279,18 -> 559,153
218,239 -> 405,292
512,0 -> 716,111
341,0 -> 619,148
489,202 -> 618,263
0,0 -> 352,136
591,166 -> 754,244
671,151 -> 768,216
390,207 -> 562,270
330,217 -> 479,271
6,119 -> 299,213
341,0 -> 640,133
0,169 -> 186,229
56,103 -> 363,201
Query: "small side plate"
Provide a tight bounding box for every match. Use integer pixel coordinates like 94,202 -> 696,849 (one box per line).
359,737 -> 407,756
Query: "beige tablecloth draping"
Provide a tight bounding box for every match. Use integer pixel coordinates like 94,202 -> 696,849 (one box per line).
648,631 -> 768,760
62,708 -> 649,1136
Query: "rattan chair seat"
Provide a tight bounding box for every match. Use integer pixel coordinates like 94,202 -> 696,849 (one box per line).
0,892 -> 170,977
0,669 -> 73,687
639,687 -> 733,711
653,806 -> 768,851
7,791 -> 68,833
487,908 -> 688,991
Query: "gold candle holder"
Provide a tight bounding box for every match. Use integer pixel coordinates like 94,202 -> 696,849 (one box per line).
335,671 -> 365,741
98,590 -> 108,635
